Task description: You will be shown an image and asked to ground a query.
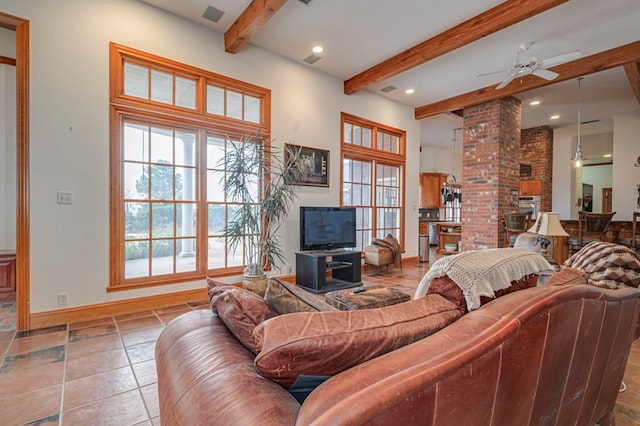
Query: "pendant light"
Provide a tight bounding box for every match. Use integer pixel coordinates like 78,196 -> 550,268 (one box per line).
446,128 -> 460,184
572,77 -> 586,167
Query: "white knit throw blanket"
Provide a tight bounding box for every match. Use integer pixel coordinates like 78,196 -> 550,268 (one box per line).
413,248 -> 556,310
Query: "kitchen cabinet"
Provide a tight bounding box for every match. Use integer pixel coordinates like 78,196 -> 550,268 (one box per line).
0,250 -> 16,293
437,222 -> 461,255
418,221 -> 428,235
520,180 -> 542,196
419,173 -> 448,208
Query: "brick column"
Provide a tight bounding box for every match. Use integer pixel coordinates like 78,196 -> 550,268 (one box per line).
521,126 -> 553,212
461,97 -> 521,250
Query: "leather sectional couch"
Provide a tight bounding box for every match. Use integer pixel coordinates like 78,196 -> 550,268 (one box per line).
156,261 -> 640,425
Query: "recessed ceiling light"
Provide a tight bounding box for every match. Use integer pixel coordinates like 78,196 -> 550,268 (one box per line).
529,100 -> 541,106
405,89 -> 415,94
550,115 -> 560,120
603,154 -> 612,158
312,46 -> 323,54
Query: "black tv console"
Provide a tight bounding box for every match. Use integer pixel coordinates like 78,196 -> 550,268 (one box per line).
295,250 -> 361,293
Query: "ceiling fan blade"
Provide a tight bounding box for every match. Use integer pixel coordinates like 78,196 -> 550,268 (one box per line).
540,50 -> 582,68
496,73 -> 518,90
532,68 -> 559,81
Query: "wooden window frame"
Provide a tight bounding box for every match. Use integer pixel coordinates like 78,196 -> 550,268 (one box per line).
340,113 -> 406,251
109,43 -> 271,290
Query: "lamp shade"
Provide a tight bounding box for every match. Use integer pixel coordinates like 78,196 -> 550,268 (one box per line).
528,212 -> 569,237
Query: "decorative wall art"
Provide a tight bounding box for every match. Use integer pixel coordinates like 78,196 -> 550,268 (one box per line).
285,144 -> 329,187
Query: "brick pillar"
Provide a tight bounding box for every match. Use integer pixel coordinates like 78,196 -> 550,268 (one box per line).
521,126 -> 553,212
461,97 -> 521,250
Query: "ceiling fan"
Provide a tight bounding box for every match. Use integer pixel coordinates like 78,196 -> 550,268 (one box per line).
479,42 -> 582,90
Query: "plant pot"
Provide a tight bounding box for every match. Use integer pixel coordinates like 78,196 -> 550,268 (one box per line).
242,273 -> 268,297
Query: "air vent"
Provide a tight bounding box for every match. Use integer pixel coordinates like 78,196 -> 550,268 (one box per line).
298,0 -> 314,4
303,54 -> 322,64
202,6 -> 224,23
380,85 -> 397,93
581,119 -> 600,125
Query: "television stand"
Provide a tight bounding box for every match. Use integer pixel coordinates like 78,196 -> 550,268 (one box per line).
295,250 -> 361,294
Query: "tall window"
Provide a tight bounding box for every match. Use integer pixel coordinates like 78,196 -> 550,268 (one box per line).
110,43 -> 270,289
341,113 -> 405,251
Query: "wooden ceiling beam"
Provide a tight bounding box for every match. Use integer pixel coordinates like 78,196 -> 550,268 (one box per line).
623,61 -> 640,106
415,40 -> 640,120
343,0 -> 568,95
225,0 -> 288,53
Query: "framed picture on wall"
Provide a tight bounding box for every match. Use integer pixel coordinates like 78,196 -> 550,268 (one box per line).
285,143 -> 329,187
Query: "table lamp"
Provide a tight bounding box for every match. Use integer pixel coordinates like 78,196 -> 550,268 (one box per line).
527,212 -> 569,264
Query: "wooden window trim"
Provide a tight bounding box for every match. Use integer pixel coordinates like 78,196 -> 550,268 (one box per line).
340,113 -> 406,252
109,43 -> 270,290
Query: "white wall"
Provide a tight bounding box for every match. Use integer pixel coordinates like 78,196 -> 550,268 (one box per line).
553,117 -> 639,220
0,28 -> 16,249
582,164 -> 612,213
0,64 -> 16,249
0,0 -> 419,312
613,111 -> 640,220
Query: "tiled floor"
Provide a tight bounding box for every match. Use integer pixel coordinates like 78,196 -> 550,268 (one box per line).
0,248 -> 638,425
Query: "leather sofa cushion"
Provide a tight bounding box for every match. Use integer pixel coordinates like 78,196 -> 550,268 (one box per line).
563,241 -> 640,289
207,278 -> 279,354
264,277 -> 337,314
546,266 -> 589,286
253,293 -> 462,388
427,273 -> 539,314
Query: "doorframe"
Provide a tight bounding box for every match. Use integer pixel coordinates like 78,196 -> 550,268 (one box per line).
1,11 -> 30,330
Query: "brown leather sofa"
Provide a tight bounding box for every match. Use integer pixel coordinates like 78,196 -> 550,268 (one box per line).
156,276 -> 640,425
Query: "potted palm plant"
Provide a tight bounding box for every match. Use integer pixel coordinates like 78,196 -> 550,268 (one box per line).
220,132 -> 307,296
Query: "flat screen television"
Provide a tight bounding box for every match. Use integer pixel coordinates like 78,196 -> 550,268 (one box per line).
300,206 -> 357,251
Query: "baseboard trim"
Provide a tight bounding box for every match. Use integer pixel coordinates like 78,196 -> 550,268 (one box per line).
29,288 -> 209,330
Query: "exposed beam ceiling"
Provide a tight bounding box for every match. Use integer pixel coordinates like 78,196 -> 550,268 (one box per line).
224,0 -> 288,53
624,61 -> 640,106
415,40 -> 640,119
343,0 -> 568,95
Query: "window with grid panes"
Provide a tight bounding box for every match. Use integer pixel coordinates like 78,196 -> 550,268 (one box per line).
341,113 -> 405,252
110,43 -> 270,289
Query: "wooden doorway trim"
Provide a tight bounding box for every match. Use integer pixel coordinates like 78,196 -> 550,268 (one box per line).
0,11 -> 30,330
602,187 -> 613,213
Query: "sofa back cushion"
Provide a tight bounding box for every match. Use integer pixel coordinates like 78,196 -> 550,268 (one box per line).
253,293 -> 462,388
207,278 -> 279,354
264,277 -> 337,314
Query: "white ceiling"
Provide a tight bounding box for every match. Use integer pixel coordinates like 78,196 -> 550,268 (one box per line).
139,0 -> 640,158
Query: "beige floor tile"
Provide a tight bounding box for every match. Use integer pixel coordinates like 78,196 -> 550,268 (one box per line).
63,365 -> 137,410
0,330 -> 15,342
63,388 -> 148,426
126,340 -> 156,364
0,384 -> 61,425
0,360 -> 64,398
117,315 -> 163,333
121,325 -> 164,348
67,333 -> 123,360
66,347 -> 130,381
0,345 -> 65,372
141,382 -> 160,419
7,330 -> 67,355
132,358 -> 157,387
68,323 -> 117,343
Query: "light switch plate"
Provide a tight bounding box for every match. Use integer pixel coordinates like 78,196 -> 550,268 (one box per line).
57,191 -> 73,204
